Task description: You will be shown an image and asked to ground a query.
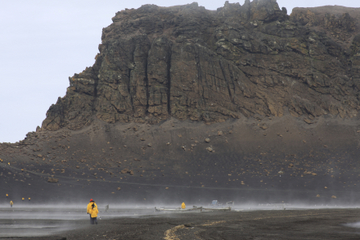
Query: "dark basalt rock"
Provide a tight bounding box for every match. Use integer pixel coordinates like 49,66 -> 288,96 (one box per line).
2,1 -> 360,204
41,0 -> 360,131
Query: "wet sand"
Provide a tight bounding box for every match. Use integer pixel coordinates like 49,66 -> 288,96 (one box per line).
3,208 -> 360,240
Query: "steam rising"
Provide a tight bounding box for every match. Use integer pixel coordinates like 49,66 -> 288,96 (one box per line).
1,202 -> 360,237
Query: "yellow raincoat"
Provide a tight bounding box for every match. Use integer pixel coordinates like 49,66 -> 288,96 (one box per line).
87,201 -> 97,214
89,204 -> 99,218
181,202 -> 186,209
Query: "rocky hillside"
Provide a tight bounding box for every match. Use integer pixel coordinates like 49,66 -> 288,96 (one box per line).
2,1 -> 360,204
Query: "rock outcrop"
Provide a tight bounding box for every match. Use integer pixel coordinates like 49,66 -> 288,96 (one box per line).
3,1 -> 360,204
42,0 -> 360,131
290,6 -> 358,45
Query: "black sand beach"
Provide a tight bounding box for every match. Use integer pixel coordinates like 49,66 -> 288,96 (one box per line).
3,208 -> 360,240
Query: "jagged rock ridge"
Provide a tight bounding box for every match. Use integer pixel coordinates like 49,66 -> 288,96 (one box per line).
42,0 -> 360,131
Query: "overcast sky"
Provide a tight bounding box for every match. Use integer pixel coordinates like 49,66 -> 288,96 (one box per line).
0,0 -> 359,143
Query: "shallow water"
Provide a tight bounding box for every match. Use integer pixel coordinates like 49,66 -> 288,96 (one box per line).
0,219 -> 78,237
0,204 -> 156,238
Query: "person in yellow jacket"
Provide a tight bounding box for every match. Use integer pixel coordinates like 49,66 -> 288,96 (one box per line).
87,199 -> 98,223
181,202 -> 186,209
89,202 -> 99,224
10,200 -> 13,207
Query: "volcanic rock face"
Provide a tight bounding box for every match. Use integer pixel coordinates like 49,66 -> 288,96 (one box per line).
42,0 -> 360,131
290,6 -> 358,44
3,1 -> 360,204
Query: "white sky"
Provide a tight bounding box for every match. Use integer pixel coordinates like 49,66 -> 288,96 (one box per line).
0,0 -> 359,143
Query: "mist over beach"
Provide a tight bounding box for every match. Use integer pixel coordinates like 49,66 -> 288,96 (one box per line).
2,0 -> 360,239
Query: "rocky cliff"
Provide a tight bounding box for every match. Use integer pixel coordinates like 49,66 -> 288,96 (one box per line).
2,1 -> 360,204
41,0 -> 360,131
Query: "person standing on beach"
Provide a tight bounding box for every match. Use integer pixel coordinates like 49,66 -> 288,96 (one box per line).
87,199 -> 97,223
89,202 -> 99,224
10,200 -> 13,207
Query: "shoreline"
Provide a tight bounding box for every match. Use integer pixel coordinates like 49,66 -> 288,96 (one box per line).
2,207 -> 360,239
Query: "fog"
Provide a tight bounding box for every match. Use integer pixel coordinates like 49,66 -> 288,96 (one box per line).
1,202 -> 360,237
0,204 -> 156,238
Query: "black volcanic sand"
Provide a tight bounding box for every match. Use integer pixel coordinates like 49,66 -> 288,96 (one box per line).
2,117 -> 360,239
4,209 -> 360,240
